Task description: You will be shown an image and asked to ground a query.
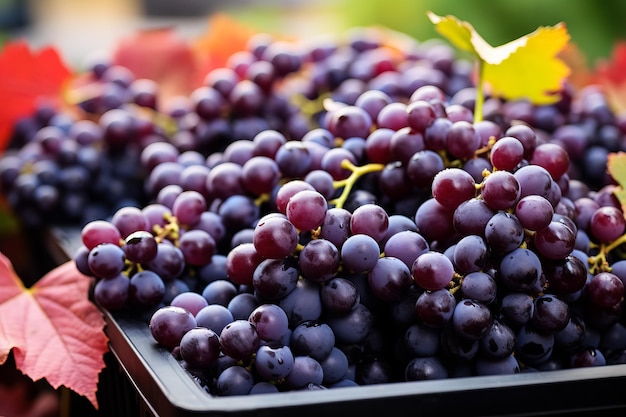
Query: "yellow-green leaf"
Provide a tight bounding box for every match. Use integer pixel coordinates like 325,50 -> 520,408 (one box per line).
427,12 -> 571,104
607,152 -> 626,215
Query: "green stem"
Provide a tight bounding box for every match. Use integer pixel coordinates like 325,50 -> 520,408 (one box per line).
588,233 -> 626,274
329,160 -> 385,209
474,59 -> 485,123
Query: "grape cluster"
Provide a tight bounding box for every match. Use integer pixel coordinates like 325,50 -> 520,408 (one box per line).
12,27 -> 626,395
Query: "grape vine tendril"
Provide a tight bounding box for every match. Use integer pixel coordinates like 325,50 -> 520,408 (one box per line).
329,159 -> 385,209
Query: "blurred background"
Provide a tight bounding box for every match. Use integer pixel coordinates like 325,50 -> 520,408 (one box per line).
1,0 -> 626,67
1,1 -> 626,416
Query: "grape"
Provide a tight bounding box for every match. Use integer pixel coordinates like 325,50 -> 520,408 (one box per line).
248,303 -> 290,343
53,24 -> 626,400
253,257 -> 300,300
219,319 -> 261,360
227,293 -> 259,321
489,136 -> 524,171
178,229 -> 215,266
514,195 -> 554,231
453,235 -> 489,274
586,272 -> 625,309
179,327 -> 221,368
480,170 -> 521,211
382,230 -> 429,270
446,120 -> 480,160
319,347 -> 349,385
531,294 -> 570,334
298,238 -> 340,283
225,243 -> 264,286
252,216 -> 298,259
111,206 -> 149,238
81,220 -> 122,250
406,149 -> 444,189
515,324 -> 554,366
452,299 -> 493,340
215,366 -> 254,396
320,277 -> 359,314
414,198 -> 455,243
195,304 -> 234,335
93,273 -> 130,311
340,234 -> 380,273
498,247 -> 542,293
123,230 -> 158,264
319,207 -> 352,249
286,190 -> 328,231
170,291 -> 209,317
290,320 -> 336,360
414,288 -> 456,328
285,356 -> 324,389
485,211 -> 524,256
149,306 -> 197,350
475,354 -> 520,376
87,243 -> 126,279
405,357 -> 448,381
201,280 -> 238,307
255,345 -> 295,380
589,206 -> 626,243
350,203 -> 389,242
533,220 -> 576,260
460,271 -> 497,304
404,323 -> 440,357
129,270 -> 166,308
530,142 -> 570,180
411,251 -> 454,291
431,168 -> 476,209
144,243 -> 185,282
452,197 -> 495,236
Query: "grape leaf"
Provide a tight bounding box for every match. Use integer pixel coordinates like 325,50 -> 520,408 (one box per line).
192,13 -> 260,79
593,41 -> 626,113
0,41 -> 73,150
607,152 -> 626,215
0,254 -> 108,409
112,27 -> 198,100
427,12 -> 571,104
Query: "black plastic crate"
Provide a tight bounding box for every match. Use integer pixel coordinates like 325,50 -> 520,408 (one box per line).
47,227 -> 626,417
95,309 -> 626,417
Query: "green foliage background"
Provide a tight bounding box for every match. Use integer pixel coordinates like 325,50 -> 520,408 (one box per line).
235,0 -> 626,66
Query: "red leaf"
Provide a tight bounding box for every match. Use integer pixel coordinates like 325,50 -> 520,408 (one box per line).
594,41 -> 626,86
112,27 -> 198,100
0,254 -> 108,409
593,42 -> 626,113
193,13 -> 260,81
0,41 -> 73,151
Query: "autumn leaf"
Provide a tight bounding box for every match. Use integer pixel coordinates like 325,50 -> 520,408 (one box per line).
607,152 -> 626,215
192,13 -> 260,82
427,12 -> 571,105
112,27 -> 198,101
0,41 -> 73,151
0,254 -> 108,409
593,41 -> 626,114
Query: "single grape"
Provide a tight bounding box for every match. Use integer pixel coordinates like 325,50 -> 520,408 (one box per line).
411,251 -> 454,291
149,306 -> 197,350
179,327 -> 221,368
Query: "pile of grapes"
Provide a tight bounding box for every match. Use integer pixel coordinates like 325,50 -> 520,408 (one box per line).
4,27 -> 626,396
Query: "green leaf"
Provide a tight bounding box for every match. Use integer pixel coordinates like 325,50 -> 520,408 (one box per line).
427,11 -> 571,105
607,152 -> 626,215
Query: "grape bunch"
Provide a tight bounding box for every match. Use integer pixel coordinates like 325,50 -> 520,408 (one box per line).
74,100 -> 626,398
8,25 -> 626,396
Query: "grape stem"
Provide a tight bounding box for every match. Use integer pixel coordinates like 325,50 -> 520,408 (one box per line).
329,160 -> 385,209
474,59 -> 485,123
588,233 -> 626,274
153,213 -> 181,244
